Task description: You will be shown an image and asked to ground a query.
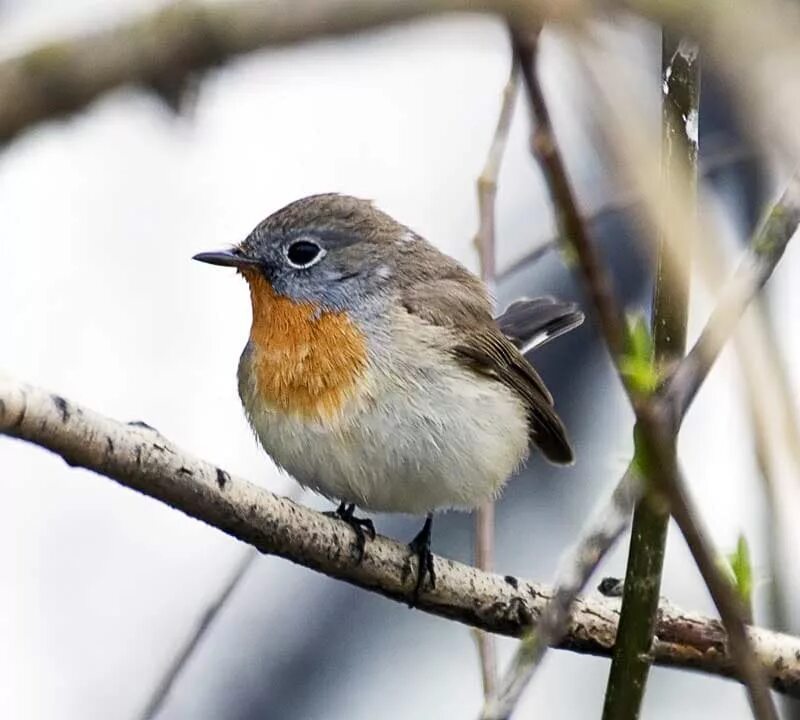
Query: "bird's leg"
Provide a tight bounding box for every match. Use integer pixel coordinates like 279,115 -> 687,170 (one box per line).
408,514 -> 436,606
324,502 -> 376,563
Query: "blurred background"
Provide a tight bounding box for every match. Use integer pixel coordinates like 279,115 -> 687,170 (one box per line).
1,1 -> 798,719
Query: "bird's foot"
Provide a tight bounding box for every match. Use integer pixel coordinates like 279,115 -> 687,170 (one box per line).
407,514 -> 435,607
324,502 -> 375,563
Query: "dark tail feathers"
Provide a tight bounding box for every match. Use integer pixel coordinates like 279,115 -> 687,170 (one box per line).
496,297 -> 584,356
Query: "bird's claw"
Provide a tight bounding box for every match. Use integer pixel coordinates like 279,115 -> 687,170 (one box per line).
408,515 -> 435,607
324,502 -> 375,563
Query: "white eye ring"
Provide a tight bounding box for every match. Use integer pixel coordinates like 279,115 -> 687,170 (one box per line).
284,238 -> 326,269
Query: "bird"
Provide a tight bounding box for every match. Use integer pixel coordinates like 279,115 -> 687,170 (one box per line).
194,193 -> 582,601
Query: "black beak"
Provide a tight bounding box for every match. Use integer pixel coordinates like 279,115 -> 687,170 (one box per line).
192,248 -> 260,268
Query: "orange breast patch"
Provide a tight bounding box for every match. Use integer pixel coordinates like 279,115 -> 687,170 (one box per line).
241,269 -> 368,421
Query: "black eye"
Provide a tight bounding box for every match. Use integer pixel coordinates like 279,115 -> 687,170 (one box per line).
286,239 -> 324,268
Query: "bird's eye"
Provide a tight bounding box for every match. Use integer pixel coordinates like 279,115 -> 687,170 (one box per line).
285,239 -> 325,269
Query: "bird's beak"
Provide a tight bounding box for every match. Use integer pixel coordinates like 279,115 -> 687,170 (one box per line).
192,248 -> 260,268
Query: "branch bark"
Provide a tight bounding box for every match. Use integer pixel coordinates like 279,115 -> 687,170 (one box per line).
3,376 -> 800,696
602,33 -> 699,720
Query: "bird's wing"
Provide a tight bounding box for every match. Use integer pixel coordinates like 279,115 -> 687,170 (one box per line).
399,278 -> 574,464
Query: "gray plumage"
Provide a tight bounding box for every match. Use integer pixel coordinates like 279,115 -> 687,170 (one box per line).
214,194 -> 582,513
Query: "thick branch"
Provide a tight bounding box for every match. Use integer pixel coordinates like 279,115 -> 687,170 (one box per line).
2,376 -> 800,695
0,0 -> 563,145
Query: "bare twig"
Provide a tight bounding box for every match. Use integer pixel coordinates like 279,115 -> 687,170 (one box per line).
485,29 -> 642,718
482,465 -> 640,720
471,57 -> 519,699
475,57 -> 519,295
491,27 -> 782,720
511,27 -> 628,360
138,548 -> 258,720
602,33 -> 699,720
2,376 -> 800,695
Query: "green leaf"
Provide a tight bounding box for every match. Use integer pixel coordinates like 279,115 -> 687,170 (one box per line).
620,314 -> 660,394
727,534 -> 754,617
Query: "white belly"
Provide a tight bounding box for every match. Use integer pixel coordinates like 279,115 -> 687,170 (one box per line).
239,341 -> 529,515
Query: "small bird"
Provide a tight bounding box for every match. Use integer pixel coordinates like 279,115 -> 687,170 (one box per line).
194,194 -> 582,599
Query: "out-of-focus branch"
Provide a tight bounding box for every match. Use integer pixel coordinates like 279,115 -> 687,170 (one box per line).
0,0 -> 566,145
482,465 -> 640,720
3,0 -> 800,175
734,306 -> 800,719
138,548 -> 259,720
510,28 -> 628,360
487,27 -> 783,720
4,376 -> 800,695
484,29 -> 640,718
665,172 -> 800,419
475,57 -> 518,296
602,33 -> 699,720
471,57 -> 519,699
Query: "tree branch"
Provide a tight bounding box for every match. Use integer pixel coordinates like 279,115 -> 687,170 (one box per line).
511,27 -> 628,360
491,27 -> 782,720
3,375 -> 800,696
482,465 -> 640,720
138,548 -> 258,720
471,54 -> 519,699
0,0 -> 564,146
602,33 -> 699,720
665,171 -> 800,420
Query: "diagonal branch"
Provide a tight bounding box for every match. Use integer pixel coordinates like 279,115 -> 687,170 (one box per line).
138,548 -> 259,720
481,465 -> 640,720
511,27 -> 628,361
485,162 -> 800,720
486,27 -> 785,720
3,375 -> 800,696
665,171 -> 800,420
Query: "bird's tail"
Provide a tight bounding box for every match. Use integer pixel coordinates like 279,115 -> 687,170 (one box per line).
495,297 -> 584,356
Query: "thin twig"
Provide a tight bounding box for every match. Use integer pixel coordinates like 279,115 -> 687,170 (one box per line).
482,465 -> 640,720
602,33 -> 699,720
3,376 -> 800,695
544,31 -> 778,718
475,57 -> 519,295
511,27 -> 628,360
484,29 -> 640,718
490,27 -> 781,720
138,548 -> 259,720
471,57 -> 519,699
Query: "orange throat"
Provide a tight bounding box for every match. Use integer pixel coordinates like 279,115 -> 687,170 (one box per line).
241,269 -> 368,420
